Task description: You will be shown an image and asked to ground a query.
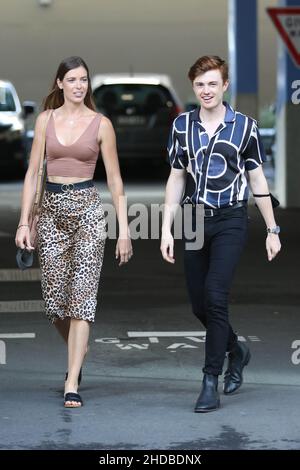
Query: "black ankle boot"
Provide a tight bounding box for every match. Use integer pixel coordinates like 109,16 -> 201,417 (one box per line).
223,341 -> 251,395
194,373 -> 220,413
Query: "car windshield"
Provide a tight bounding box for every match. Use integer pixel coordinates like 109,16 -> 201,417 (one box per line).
93,83 -> 175,116
0,87 -> 16,112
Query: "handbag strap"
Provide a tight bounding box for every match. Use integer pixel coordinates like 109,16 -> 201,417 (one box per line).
33,109 -> 53,207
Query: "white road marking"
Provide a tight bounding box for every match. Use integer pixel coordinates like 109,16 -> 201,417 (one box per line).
0,269 -> 41,281
0,300 -> 44,313
127,331 -> 207,337
0,333 -> 36,365
0,340 -> 6,364
167,343 -> 198,349
127,332 -> 250,341
116,343 -> 149,350
248,336 -> 261,341
185,336 -> 206,342
95,334 -> 255,344
149,337 -> 159,343
0,333 -> 36,339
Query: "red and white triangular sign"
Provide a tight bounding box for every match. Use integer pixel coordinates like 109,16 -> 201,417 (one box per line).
267,7 -> 300,67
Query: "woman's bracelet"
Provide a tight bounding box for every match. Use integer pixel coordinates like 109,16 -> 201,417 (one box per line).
17,224 -> 30,230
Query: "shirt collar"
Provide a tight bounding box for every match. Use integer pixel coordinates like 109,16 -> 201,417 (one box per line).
190,101 -> 236,123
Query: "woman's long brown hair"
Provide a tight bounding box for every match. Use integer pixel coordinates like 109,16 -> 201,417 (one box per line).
43,56 -> 96,111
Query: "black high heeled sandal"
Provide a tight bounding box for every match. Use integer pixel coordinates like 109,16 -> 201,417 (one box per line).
64,392 -> 83,408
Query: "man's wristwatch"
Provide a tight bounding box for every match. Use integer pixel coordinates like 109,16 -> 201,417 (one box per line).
267,226 -> 280,234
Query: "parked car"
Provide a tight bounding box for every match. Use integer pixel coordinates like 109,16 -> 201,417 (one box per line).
91,74 -> 183,169
0,79 -> 35,176
259,127 -> 275,168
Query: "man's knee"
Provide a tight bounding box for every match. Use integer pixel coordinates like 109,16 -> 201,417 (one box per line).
204,288 -> 228,317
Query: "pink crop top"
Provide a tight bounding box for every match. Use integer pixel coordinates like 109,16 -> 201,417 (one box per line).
46,113 -> 102,178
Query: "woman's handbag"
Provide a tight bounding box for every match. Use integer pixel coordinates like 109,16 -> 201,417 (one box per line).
16,110 -> 53,270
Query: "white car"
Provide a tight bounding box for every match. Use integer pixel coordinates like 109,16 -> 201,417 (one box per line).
0,79 -> 35,175
91,74 -> 182,167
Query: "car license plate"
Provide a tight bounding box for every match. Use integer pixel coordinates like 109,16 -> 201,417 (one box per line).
116,115 -> 146,125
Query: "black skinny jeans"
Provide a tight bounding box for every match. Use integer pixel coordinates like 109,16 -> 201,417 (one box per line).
184,206 -> 248,376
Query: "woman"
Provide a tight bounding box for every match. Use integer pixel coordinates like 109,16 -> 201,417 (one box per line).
15,56 -> 132,408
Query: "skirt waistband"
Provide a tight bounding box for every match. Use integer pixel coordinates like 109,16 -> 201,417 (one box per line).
45,180 -> 94,193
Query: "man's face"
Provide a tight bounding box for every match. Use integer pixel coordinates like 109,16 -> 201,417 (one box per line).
192,69 -> 229,110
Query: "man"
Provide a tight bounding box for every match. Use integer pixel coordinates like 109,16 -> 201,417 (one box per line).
161,56 -> 281,412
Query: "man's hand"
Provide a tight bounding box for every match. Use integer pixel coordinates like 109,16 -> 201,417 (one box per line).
266,234 -> 281,261
160,232 -> 175,264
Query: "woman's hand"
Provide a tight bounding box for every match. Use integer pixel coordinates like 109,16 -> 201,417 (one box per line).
15,225 -> 34,251
266,234 -> 281,261
160,232 -> 175,264
115,236 -> 133,266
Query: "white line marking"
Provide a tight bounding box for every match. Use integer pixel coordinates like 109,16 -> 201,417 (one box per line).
149,337 -> 159,343
185,336 -> 206,342
116,343 -> 149,350
127,333 -> 248,342
0,340 -> 6,364
0,269 -> 41,281
167,343 -> 198,349
127,331 -> 207,338
0,333 -> 36,339
0,300 -> 44,313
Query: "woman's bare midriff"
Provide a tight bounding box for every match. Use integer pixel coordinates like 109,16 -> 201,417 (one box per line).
47,176 -> 92,184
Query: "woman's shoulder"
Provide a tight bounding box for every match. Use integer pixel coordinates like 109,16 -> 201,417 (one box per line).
98,114 -> 111,126
96,115 -> 114,141
98,115 -> 114,134
91,110 -> 104,120
34,109 -> 53,130
37,109 -> 53,122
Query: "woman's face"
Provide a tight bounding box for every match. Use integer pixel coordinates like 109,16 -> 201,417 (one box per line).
57,66 -> 89,104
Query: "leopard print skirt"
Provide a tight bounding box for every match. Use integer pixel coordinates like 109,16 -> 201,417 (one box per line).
37,186 -> 106,323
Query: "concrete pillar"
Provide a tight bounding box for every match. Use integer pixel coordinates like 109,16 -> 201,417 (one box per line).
228,0 -> 258,119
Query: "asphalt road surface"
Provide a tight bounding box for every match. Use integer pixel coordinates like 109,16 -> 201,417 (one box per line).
0,179 -> 299,450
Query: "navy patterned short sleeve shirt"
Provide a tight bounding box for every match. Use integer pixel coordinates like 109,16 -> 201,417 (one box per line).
167,102 -> 266,208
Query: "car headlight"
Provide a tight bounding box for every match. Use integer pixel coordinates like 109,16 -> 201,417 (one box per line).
10,117 -> 24,132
